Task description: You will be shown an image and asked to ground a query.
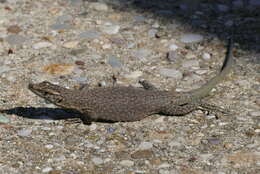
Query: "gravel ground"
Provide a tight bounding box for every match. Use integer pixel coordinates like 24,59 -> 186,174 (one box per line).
0,0 -> 259,174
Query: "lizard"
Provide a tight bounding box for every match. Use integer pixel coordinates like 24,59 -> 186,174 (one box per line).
28,37 -> 234,123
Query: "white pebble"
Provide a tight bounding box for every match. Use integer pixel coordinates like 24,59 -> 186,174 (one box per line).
42,167 -> 53,173
33,42 -> 53,49
138,141 -> 153,150
120,160 -> 134,167
202,53 -> 211,60
17,129 -> 32,137
89,2 -> 109,11
92,157 -> 103,165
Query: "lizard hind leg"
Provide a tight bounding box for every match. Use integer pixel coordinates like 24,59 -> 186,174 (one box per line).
198,102 -> 230,115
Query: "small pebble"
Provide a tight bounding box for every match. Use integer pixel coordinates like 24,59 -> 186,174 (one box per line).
180,34 -> 204,43
6,34 -> 26,46
89,2 -> 109,11
92,157 -> 103,165
167,51 -> 178,62
100,25 -> 120,35
42,167 -> 53,173
159,68 -> 183,79
79,30 -> 101,40
119,160 -> 134,167
56,15 -> 73,24
50,23 -> 73,30
147,29 -> 157,38
159,169 -> 170,174
89,123 -> 97,131
207,137 -> 221,145
63,40 -> 79,48
107,127 -> 116,133
33,42 -> 53,49
7,25 -> 22,34
132,48 -> 151,60
182,60 -> 200,69
138,141 -> 153,150
249,111 -> 260,117
107,56 -> 123,68
202,52 -> 211,60
0,115 -> 10,124
18,129 -> 32,137
158,163 -> 170,168
124,71 -> 142,79
169,44 -> 178,51
134,15 -> 146,23
45,144 -> 54,149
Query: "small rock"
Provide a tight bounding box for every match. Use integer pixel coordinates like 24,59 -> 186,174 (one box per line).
159,68 -> 183,79
147,29 -> 158,38
167,51 -> 178,62
124,71 -> 142,79
92,157 -> 103,165
180,34 -> 204,43
159,169 -> 170,174
249,111 -> 260,117
132,49 -> 151,60
50,23 -> 73,30
6,34 -> 26,46
0,115 -> 10,124
7,25 -> 22,34
131,150 -> 154,159
119,160 -> 134,167
33,42 -> 53,49
89,123 -> 97,131
70,48 -> 86,55
18,129 -> 32,137
134,15 -> 146,23
42,167 -> 53,173
207,137 -> 221,145
169,44 -> 178,51
56,15 -> 73,24
107,127 -> 116,133
109,37 -> 125,45
195,69 -> 208,75
79,30 -> 101,40
182,60 -> 200,69
158,163 -> 170,168
107,56 -> 123,68
200,154 -> 213,162
202,52 -> 211,60
89,2 -> 109,11
155,117 -> 165,123
63,40 -> 79,48
75,60 -> 85,66
42,64 -> 74,75
100,25 -> 120,35
138,141 -> 153,150
45,144 -> 54,149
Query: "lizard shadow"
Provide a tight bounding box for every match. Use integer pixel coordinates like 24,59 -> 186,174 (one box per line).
1,107 -> 115,124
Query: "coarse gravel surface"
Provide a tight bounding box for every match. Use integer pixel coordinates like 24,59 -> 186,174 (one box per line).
0,0 -> 259,174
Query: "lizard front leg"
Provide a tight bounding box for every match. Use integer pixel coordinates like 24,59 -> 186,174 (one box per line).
139,79 -> 159,90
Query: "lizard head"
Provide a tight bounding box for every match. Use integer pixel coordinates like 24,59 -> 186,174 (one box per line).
28,81 -> 69,106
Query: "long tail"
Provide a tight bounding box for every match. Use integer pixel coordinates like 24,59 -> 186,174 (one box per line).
190,37 -> 234,100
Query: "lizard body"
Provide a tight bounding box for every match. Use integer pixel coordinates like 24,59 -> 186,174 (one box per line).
28,38 -> 233,122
